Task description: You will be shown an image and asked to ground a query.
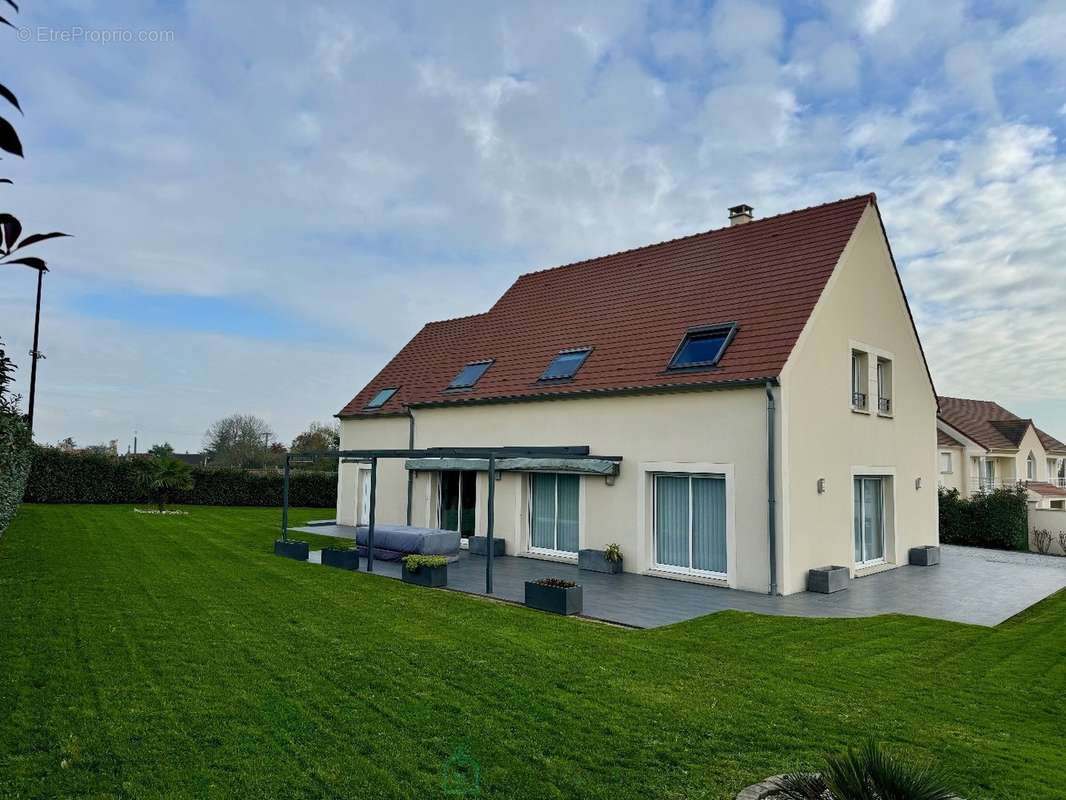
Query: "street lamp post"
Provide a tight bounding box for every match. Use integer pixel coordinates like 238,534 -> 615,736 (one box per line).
26,266 -> 44,435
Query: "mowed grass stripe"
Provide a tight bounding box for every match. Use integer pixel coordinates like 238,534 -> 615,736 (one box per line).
2,504 -> 1065,799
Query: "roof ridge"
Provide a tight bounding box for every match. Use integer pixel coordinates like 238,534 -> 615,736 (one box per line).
514,193 -> 876,281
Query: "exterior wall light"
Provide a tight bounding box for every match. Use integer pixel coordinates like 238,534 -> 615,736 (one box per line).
605,475 -> 616,486
915,477 -> 922,490
817,478 -> 826,494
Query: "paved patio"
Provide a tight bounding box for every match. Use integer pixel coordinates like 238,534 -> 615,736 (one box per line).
294,524 -> 1066,628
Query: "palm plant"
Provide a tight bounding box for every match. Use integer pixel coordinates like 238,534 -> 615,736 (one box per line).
772,740 -> 957,800
136,456 -> 193,512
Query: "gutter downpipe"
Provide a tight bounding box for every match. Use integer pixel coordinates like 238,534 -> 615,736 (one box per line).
405,411 -> 415,525
766,381 -> 778,596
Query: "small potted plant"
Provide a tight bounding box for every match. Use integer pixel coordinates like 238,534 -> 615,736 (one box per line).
578,543 -> 623,574
401,554 -> 448,587
274,537 -> 309,561
524,577 -> 582,615
321,538 -> 359,570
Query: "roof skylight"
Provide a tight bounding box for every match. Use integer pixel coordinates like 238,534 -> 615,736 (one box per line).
365,387 -> 398,409
668,324 -> 737,370
539,348 -> 591,381
449,360 -> 493,389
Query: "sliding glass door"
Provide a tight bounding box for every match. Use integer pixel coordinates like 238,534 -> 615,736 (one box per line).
439,471 -> 476,540
853,476 -> 885,566
529,473 -> 580,555
653,474 -> 727,577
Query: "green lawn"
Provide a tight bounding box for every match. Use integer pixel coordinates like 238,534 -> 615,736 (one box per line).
1,505 -> 1063,799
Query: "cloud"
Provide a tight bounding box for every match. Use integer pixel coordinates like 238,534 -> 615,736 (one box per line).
4,0 -> 1066,446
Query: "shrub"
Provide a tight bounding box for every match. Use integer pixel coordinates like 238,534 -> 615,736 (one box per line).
1031,529 -> 1053,555
938,485 -> 1028,551
23,447 -> 337,508
0,412 -> 32,536
603,543 -> 623,562
402,554 -> 448,571
773,740 -> 955,800
532,577 -> 577,588
134,456 -> 194,511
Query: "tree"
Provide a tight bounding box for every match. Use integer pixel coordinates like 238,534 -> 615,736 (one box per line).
135,456 -> 193,511
56,436 -> 76,451
203,413 -> 275,468
1,3 -> 71,435
290,420 -> 340,470
149,442 -> 174,458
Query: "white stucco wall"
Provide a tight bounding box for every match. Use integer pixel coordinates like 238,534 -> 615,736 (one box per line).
779,204 -> 939,594
341,387 -> 779,593
336,415 -> 410,527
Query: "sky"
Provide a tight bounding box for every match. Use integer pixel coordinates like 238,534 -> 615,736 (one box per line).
1,0 -> 1065,452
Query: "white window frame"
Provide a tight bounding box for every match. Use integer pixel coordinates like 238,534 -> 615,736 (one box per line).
638,461 -> 736,587
851,350 -> 869,412
527,473 -> 582,558
939,452 -> 953,474
876,357 -> 893,416
1026,452 -> 1036,481
850,466 -> 896,570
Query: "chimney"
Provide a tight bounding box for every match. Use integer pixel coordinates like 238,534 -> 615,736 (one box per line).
729,204 -> 753,226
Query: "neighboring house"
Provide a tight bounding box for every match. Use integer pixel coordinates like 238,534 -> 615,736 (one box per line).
335,194 -> 938,596
937,397 -> 1066,510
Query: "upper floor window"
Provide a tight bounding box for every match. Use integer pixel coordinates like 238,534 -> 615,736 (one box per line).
668,323 -> 738,370
539,348 -> 591,381
851,350 -> 868,411
1026,452 -> 1036,480
876,357 -> 892,415
448,360 -> 493,389
365,387 -> 397,409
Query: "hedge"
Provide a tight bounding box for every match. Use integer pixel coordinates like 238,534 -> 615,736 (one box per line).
0,413 -> 33,536
24,447 -> 337,508
938,485 -> 1029,551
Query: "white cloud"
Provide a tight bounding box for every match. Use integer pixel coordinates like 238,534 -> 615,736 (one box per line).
4,0 -> 1066,445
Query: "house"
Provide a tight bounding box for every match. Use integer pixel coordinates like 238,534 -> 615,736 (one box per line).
937,397 -> 1066,510
335,194 -> 938,596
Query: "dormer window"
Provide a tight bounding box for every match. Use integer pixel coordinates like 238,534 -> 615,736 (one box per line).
668,323 -> 737,370
365,387 -> 397,409
448,360 -> 493,389
539,348 -> 591,381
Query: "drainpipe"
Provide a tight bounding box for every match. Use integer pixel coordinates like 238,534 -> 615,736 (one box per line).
405,411 -> 415,525
766,382 -> 778,596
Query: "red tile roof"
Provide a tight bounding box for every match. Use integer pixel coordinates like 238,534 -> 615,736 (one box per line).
937,396 -> 1066,455
1025,481 -> 1066,498
340,194 -> 879,417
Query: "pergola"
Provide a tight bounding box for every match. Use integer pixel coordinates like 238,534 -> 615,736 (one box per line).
282,446 -> 623,594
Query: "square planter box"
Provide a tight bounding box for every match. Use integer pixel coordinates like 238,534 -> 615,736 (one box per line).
401,563 -> 448,588
524,580 -> 583,615
578,549 -> 623,574
321,548 -> 359,570
909,545 -> 940,566
468,536 -> 506,557
807,565 -> 849,594
274,539 -> 309,561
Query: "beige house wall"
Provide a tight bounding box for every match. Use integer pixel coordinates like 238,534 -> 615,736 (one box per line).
937,446 -> 964,492
340,387 -> 777,593
779,204 -> 939,595
336,415 -> 410,527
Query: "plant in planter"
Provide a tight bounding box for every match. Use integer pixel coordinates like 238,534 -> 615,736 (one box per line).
401,554 -> 448,587
579,543 -> 623,574
274,537 -> 309,561
768,740 -> 957,800
321,538 -> 359,570
524,577 -> 582,615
